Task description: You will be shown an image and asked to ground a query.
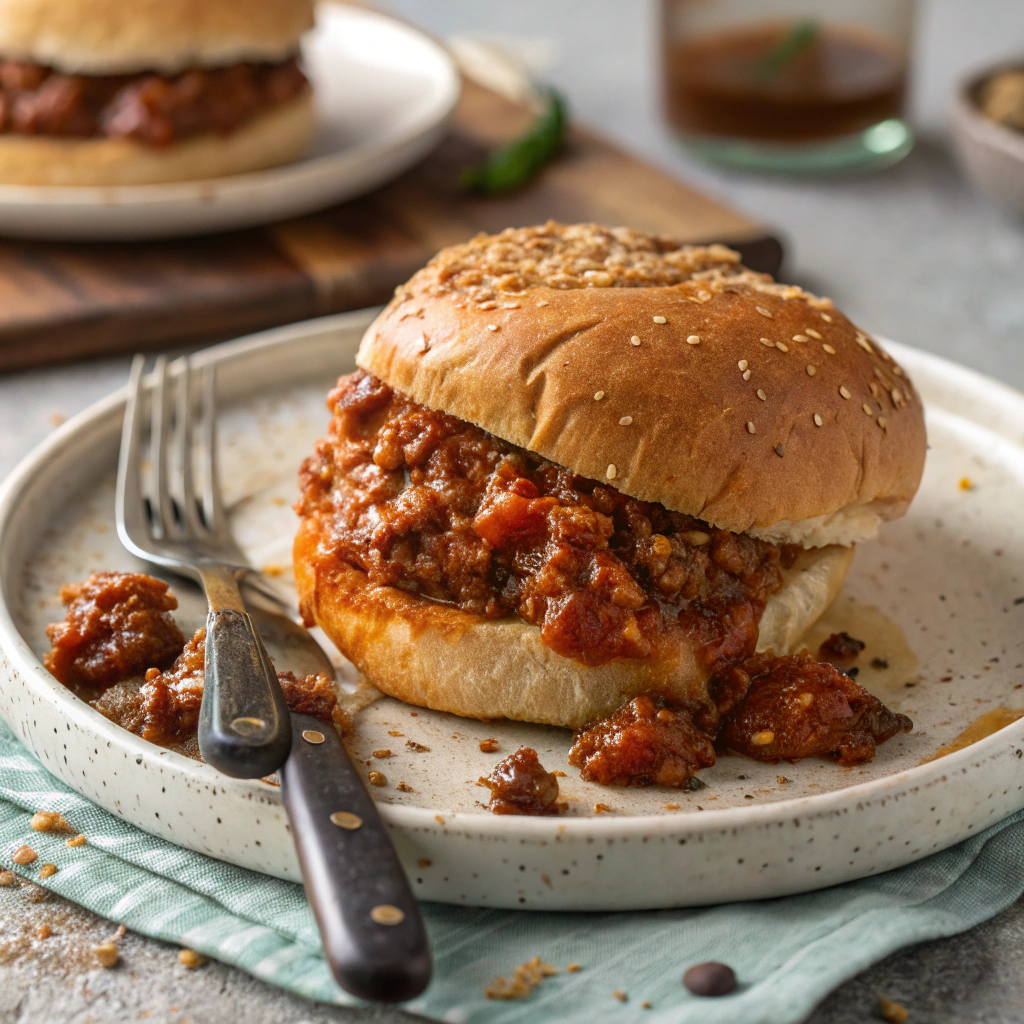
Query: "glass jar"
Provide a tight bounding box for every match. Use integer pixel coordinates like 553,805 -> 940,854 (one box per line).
661,0 -> 916,173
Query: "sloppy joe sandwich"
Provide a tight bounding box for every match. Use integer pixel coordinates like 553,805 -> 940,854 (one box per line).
295,222 -> 926,788
0,0 -> 314,185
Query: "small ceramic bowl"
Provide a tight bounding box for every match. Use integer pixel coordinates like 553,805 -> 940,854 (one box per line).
951,61 -> 1024,214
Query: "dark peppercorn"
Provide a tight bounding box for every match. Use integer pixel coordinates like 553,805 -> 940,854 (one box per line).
683,962 -> 736,997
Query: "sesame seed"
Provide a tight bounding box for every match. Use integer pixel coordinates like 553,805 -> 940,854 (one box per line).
776,341 -> 789,352
756,306 -> 773,318
821,313 -> 833,322
774,444 -> 785,457
757,389 -> 766,401
502,302 -> 520,309
653,315 -> 667,324
760,337 -> 775,347
619,416 -> 633,426
892,387 -> 903,403
806,328 -> 822,339
486,324 -> 499,332
855,335 -> 873,353
822,343 -> 836,355
594,391 -> 605,402
862,403 -> 874,415
814,413 -> 823,426
686,335 -> 701,345
878,416 -> 888,428
746,421 -> 756,434
536,300 -> 549,307
893,365 -> 904,376
738,359 -> 748,371
742,369 -> 751,381
806,365 -> 816,376
630,336 -> 641,346
869,382 -> 881,398
793,334 -> 808,343
479,301 -> 496,310
839,386 -> 852,399
606,464 -> 617,479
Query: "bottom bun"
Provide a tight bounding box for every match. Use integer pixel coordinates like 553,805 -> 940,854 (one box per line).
295,520 -> 854,730
0,91 -> 314,186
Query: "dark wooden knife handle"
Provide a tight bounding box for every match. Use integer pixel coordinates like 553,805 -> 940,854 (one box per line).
279,713 -> 432,1003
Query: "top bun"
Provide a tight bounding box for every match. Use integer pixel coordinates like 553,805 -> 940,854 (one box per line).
0,0 -> 314,74
357,222 -> 927,547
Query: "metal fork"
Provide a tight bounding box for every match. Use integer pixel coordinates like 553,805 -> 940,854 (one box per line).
116,354 -> 291,779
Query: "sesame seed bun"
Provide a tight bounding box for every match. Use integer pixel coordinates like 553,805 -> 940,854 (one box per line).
357,223 -> 927,547
295,522 -> 853,729
0,0 -> 314,75
0,91 -> 314,185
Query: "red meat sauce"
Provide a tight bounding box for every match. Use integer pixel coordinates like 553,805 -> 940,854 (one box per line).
478,747 -> 562,816
44,572 -> 346,759
570,652 -> 912,787
0,56 -> 307,146
298,370 -> 793,669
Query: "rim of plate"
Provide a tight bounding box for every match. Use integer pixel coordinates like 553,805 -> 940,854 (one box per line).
0,5 -> 461,207
1,312 -> 1023,844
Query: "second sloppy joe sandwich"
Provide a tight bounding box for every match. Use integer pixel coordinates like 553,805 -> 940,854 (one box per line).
0,0 -> 314,185
295,222 -> 926,789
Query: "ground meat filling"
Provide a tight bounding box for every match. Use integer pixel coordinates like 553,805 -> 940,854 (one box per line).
298,370 -> 789,668
719,652 -> 912,766
0,56 -> 307,145
44,573 -> 348,758
478,748 -> 561,815
568,695 -> 716,787
44,572 -> 184,692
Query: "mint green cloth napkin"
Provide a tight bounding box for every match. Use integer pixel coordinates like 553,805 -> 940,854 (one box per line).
1,717 -> 1022,1024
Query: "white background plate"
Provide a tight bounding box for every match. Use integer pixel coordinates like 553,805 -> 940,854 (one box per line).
1,311 -> 1023,910
0,5 -> 460,240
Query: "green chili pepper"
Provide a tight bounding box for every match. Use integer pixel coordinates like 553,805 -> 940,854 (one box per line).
461,87 -> 567,196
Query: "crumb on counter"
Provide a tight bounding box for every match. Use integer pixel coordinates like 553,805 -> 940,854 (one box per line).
479,737 -> 500,753
178,948 -> 207,969
613,989 -> 628,1002
396,782 -> 414,793
94,942 -> 119,968
39,864 -> 58,879
12,845 -> 37,865
262,564 -> 286,577
372,749 -> 393,759
0,870 -> 16,886
367,771 -> 387,787
878,995 -> 909,1023
406,740 -> 430,752
66,834 -> 87,848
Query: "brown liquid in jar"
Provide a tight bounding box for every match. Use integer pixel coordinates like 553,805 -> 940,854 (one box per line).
664,22 -> 906,141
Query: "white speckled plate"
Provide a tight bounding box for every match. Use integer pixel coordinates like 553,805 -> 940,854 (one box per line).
0,5 -> 459,240
1,310 -> 1023,910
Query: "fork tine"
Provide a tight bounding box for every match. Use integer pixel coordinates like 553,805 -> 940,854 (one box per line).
175,359 -> 207,538
151,356 -> 180,541
199,363 -> 229,539
115,355 -> 152,554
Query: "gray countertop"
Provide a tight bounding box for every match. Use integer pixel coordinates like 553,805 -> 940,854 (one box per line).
2,1 -> 1023,1021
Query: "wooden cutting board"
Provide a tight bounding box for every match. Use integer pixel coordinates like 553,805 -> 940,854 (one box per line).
0,78 -> 781,373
